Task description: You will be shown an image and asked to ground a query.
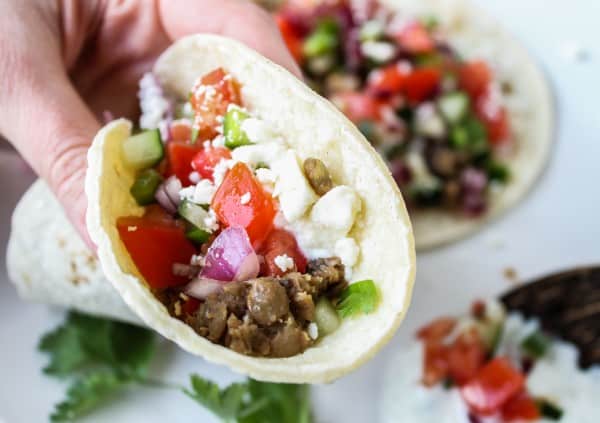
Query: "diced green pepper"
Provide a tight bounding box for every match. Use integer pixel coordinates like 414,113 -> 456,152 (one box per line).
450,126 -> 469,149
521,331 -> 551,358
536,399 -> 563,420
122,129 -> 164,170
303,19 -> 339,58
186,227 -> 211,244
486,160 -> 510,183
130,169 -> 163,206
421,15 -> 439,31
224,107 -> 253,149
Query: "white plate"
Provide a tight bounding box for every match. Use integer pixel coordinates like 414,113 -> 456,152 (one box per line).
1,0 -> 600,421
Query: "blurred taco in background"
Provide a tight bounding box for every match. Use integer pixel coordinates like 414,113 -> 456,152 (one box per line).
275,0 -> 553,249
84,34 -> 415,383
381,267 -> 600,423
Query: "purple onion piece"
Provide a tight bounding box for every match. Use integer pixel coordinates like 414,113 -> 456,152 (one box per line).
390,159 -> 412,186
461,167 -> 488,194
155,176 -> 182,214
102,110 -> 115,124
201,227 -> 259,282
184,277 -> 224,300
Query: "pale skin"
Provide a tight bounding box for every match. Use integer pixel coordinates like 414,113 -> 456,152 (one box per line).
0,0 -> 300,247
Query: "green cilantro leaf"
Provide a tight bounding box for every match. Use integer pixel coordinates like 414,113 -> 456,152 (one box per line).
239,380 -> 312,423
336,280 -> 379,318
39,323 -> 90,376
184,375 -> 249,422
50,370 -> 129,422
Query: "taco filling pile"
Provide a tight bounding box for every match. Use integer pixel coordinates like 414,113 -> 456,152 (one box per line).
115,68 -> 378,358
277,0 -> 512,216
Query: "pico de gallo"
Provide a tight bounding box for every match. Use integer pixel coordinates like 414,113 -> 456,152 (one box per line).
276,0 -> 512,216
116,68 -> 379,358
413,300 -> 568,422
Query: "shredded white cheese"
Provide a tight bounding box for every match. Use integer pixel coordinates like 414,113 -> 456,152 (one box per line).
179,179 -> 216,205
203,209 -> 220,232
189,171 -> 201,184
361,41 -> 396,62
240,192 -> 251,205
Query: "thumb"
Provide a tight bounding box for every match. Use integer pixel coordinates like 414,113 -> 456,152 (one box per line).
1,64 -> 99,249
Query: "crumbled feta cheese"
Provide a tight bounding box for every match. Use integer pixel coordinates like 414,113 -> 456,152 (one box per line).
240,118 -> 282,144
272,150 -> 318,222
307,323 -> 319,340
212,158 -> 238,187
211,134 -> 225,148
255,167 -> 276,185
240,192 -> 251,205
310,186 -> 361,236
203,140 -> 211,150
335,238 -> 360,269
203,209 -> 220,232
361,41 -> 396,63
138,73 -> 171,130
405,151 -> 440,191
189,171 -> 201,184
415,103 -> 445,139
190,255 -> 205,266
179,179 -> 216,205
127,226 -> 138,232
231,142 -> 287,169
274,254 -> 295,273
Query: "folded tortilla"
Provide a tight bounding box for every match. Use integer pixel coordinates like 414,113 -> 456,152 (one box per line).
84,34 -> 415,383
381,0 -> 554,249
7,180 -> 139,325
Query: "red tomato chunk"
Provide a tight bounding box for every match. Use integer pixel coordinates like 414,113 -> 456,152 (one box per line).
192,147 -> 232,182
259,228 -> 307,277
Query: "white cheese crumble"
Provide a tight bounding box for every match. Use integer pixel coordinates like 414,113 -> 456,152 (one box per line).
310,186 -> 361,236
211,134 -> 225,148
240,118 -> 282,144
189,171 -> 201,184
255,167 -> 276,184
334,238 -> 360,269
240,192 -> 251,205
272,150 -> 318,222
189,255 -> 205,266
204,209 -> 220,232
307,323 -> 319,340
405,151 -> 440,191
415,103 -> 445,139
274,254 -> 295,273
138,73 -> 171,130
179,179 -> 216,205
212,158 -> 238,187
231,142 -> 287,169
361,41 -> 397,63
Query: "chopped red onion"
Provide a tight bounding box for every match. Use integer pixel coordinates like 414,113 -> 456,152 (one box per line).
155,175 -> 182,214
201,227 -> 259,282
461,168 -> 488,194
390,159 -> 412,186
184,277 -> 224,300
102,110 -> 115,124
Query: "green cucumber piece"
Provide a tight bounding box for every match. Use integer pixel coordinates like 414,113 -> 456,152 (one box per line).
122,129 -> 164,170
224,108 -> 253,149
486,160 -> 510,183
303,20 -> 339,58
130,169 -> 163,206
521,331 -> 551,358
438,92 -> 469,124
314,298 -> 340,336
536,399 -> 563,420
178,200 -> 211,228
186,227 -> 211,244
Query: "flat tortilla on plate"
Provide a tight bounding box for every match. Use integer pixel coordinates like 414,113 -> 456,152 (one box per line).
85,34 -> 415,383
381,0 -> 554,249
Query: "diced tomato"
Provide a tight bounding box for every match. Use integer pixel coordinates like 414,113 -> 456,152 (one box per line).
166,141 -> 203,186
367,63 -> 410,96
117,215 -> 196,290
190,68 -> 241,141
335,92 -> 383,123
396,21 -> 435,54
191,147 -> 232,182
475,88 -> 511,145
459,60 -> 492,100
404,67 -> 441,103
211,162 -> 276,247
422,342 -> 450,387
460,357 -> 525,416
446,329 -> 487,386
276,14 -> 304,63
502,391 -> 540,421
417,317 -> 457,343
170,120 -> 192,142
259,228 -> 307,277
182,297 -> 201,315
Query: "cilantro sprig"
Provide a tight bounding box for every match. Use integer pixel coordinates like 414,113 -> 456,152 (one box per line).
336,279 -> 379,318
39,312 -> 313,423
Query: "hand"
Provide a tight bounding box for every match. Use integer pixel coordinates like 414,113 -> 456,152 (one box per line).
0,0 -> 300,248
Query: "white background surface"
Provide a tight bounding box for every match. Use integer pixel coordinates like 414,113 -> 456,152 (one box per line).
1,0 -> 599,421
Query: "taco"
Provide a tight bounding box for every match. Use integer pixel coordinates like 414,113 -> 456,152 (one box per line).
85,34 -> 415,383
276,0 -> 553,249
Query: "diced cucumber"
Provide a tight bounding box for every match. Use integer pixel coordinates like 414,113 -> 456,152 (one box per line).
450,126 -> 469,149
130,169 -> 163,206
314,298 -> 341,336
359,20 -> 385,42
303,20 -> 339,58
486,160 -> 510,183
186,227 -> 211,244
438,92 -> 470,124
178,200 -> 211,229
224,108 -> 252,149
521,331 -> 551,358
536,399 -> 563,420
122,129 -> 164,170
